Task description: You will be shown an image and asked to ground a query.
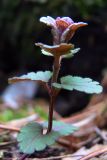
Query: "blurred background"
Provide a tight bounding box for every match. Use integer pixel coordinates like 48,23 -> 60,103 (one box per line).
0,0 -> 107,119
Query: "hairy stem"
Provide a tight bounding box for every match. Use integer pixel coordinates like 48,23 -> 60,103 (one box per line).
46,56 -> 61,134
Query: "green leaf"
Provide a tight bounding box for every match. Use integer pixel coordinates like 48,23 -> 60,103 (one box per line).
53,83 -> 62,89
18,121 -> 77,154
53,76 -> 103,94
17,122 -> 60,154
43,121 -> 78,136
8,71 -> 52,83
62,48 -> 80,58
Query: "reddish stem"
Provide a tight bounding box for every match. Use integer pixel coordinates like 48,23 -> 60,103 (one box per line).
46,56 -> 61,134
46,95 -> 55,134
52,56 -> 61,83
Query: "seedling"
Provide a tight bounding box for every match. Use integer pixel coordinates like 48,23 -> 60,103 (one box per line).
9,16 -> 102,154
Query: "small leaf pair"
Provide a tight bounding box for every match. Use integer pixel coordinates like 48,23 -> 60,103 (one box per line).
36,43 -> 74,58
41,47 -> 80,58
9,72 -> 103,94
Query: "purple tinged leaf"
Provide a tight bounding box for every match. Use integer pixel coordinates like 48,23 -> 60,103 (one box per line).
39,16 -> 88,44
36,43 -> 74,57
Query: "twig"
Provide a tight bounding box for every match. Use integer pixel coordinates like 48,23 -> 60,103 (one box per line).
0,124 -> 20,132
0,141 -> 16,149
31,154 -> 83,160
0,130 -> 10,136
95,126 -> 107,141
19,154 -> 29,160
80,147 -> 107,160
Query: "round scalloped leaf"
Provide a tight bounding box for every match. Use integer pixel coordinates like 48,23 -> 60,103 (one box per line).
17,122 -> 60,154
43,121 -> 78,136
8,71 -> 52,84
53,76 -> 102,94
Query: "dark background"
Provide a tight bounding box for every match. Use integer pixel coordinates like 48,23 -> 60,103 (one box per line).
0,0 -> 107,116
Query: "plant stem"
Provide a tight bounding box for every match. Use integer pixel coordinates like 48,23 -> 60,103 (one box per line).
46,95 -> 55,133
52,56 -> 61,83
46,56 -> 61,134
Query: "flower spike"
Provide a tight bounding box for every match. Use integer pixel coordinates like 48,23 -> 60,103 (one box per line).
40,16 -> 88,44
